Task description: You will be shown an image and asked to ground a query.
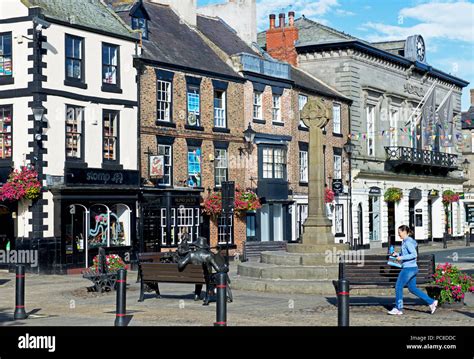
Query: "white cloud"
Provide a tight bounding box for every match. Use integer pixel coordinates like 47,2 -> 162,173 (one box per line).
256,0 -> 341,30
362,1 -> 474,43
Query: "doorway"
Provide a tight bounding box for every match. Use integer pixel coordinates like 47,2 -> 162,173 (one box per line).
368,196 -> 381,242
0,205 -> 14,251
387,201 -> 396,246
357,203 -> 363,247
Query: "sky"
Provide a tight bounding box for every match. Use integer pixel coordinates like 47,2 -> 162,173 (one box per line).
198,0 -> 474,111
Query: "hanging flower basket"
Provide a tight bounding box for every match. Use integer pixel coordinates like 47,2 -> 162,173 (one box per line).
325,188 -> 335,203
384,187 -> 403,203
442,190 -> 460,206
428,263 -> 474,305
203,188 -> 261,218
0,167 -> 42,202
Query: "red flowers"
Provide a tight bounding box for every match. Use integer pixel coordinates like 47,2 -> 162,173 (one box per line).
0,167 -> 41,201
325,188 -> 335,203
89,254 -> 125,272
442,190 -> 460,206
203,188 -> 261,217
432,263 -> 473,304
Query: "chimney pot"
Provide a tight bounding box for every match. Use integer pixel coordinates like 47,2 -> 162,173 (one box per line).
278,13 -> 285,27
288,11 -> 295,27
269,14 -> 276,29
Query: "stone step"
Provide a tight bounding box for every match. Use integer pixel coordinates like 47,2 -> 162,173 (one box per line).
237,261 -> 338,280
260,251 -> 332,266
231,276 -> 396,296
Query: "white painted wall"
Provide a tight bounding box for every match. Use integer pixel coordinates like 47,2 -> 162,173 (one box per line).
198,0 -> 257,44
0,0 -> 29,19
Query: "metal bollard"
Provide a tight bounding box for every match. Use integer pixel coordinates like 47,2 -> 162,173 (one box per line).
443,233 -> 448,249
14,265 -> 27,320
214,272 -> 227,327
337,278 -> 349,327
115,269 -> 127,327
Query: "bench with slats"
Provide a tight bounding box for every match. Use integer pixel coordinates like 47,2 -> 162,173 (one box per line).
333,254 -> 436,291
138,252 -> 205,302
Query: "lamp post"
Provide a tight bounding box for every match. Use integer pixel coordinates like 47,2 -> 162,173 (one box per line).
343,138 -> 356,250
462,158 -> 470,246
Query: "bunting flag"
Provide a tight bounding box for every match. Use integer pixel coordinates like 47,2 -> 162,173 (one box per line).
421,87 -> 437,148
437,92 -> 454,147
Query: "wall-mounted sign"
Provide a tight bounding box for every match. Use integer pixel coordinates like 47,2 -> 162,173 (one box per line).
428,189 -> 439,197
149,155 -> 164,179
65,168 -> 140,186
369,187 -> 381,195
332,179 -> 344,194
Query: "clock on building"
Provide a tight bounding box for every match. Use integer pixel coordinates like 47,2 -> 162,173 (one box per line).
405,35 -> 427,64
416,36 -> 425,62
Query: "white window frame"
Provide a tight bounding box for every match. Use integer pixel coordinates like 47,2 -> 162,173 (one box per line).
367,104 -> 376,157
157,79 -> 172,122
253,91 -> 262,120
158,144 -> 172,186
299,94 -> 308,127
335,204 -> 344,235
272,94 -> 282,123
218,215 -> 233,244
214,148 -> 228,187
333,153 -> 342,180
299,150 -> 308,183
389,108 -> 399,147
214,90 -> 226,128
333,103 -> 341,134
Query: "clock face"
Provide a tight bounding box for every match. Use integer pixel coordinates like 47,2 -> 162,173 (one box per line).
416,36 -> 425,62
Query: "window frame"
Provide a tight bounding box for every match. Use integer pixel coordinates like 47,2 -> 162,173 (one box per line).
214,147 -> 228,188
65,34 -> 85,85
187,145 -> 202,188
0,105 -> 13,162
157,143 -> 173,187
366,104 -> 376,157
260,146 -> 287,180
253,91 -> 263,120
333,148 -> 342,180
186,85 -> 201,127
101,42 -> 121,92
102,110 -> 120,164
217,214 -> 233,245
333,103 -> 341,135
0,32 -> 13,81
299,150 -> 308,183
298,94 -> 308,128
213,90 -> 227,128
131,17 -> 148,40
272,94 -> 282,123
335,203 -> 345,236
65,105 -> 85,162
157,79 -> 172,123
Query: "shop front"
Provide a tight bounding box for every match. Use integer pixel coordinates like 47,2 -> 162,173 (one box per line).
139,188 -> 202,252
52,167 -> 140,273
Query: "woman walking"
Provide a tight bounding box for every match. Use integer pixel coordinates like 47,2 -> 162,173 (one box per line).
388,225 -> 438,315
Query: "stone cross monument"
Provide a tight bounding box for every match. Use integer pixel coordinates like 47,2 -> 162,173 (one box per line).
295,98 -> 342,252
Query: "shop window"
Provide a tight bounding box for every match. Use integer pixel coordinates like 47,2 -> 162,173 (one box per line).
88,204 -> 130,248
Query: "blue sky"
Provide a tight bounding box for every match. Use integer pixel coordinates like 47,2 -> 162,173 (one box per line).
198,0 -> 474,110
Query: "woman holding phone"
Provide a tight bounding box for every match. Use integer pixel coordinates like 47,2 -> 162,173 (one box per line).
387,225 -> 438,315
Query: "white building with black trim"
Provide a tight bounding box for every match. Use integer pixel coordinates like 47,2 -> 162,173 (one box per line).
0,0 -> 140,273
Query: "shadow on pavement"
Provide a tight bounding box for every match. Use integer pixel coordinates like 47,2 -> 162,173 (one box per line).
0,279 -> 10,286
454,310 -> 474,319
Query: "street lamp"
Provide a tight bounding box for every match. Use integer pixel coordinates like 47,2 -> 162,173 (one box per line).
343,138 -> 356,250
242,123 -> 256,154
32,106 -> 45,122
462,158 -> 470,173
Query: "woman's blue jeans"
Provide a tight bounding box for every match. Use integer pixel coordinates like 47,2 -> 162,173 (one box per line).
395,267 -> 435,310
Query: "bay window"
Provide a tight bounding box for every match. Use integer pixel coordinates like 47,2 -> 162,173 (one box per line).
262,146 -> 287,180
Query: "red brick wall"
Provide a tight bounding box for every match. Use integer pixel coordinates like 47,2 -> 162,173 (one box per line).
266,25 -> 299,66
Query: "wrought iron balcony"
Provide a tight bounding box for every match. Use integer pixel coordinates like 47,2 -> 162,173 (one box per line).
385,146 -> 458,174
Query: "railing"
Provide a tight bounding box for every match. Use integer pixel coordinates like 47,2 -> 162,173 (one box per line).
214,108 -> 226,128
385,146 -> 458,170
237,53 -> 291,80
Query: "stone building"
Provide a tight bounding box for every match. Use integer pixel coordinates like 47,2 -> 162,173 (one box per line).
197,13 -> 352,246
109,0 -> 249,254
259,14 -> 470,248
0,0 -> 140,273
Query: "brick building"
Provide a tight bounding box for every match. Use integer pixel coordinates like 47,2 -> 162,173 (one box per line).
109,1 -> 248,254
197,12 -> 352,246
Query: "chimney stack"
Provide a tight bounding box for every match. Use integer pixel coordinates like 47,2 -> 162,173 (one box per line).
278,13 -> 285,27
471,89 -> 474,106
288,11 -> 295,27
269,14 -> 276,29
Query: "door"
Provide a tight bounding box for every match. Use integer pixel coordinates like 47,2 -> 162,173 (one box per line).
409,200 -> 415,230
65,204 -> 87,268
387,201 -> 396,246
358,203 -> 363,246
369,196 -> 381,241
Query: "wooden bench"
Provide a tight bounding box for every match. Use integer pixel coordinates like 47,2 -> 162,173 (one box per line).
333,254 -> 436,292
138,252 -> 206,302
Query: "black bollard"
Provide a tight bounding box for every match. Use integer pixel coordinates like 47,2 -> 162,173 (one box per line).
14,265 -> 27,320
214,272 -> 227,327
337,279 -> 349,327
443,233 -> 448,249
115,269 -> 127,327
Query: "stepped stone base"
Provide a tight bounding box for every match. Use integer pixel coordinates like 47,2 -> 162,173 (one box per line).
238,261 -> 338,280
287,243 -> 349,253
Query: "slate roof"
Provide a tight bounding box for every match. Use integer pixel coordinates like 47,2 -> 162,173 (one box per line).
257,16 -> 355,49
462,106 -> 474,129
197,14 -> 349,102
111,1 -> 241,79
22,0 -> 137,40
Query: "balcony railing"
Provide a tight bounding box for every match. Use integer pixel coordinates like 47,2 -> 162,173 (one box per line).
385,146 -> 458,173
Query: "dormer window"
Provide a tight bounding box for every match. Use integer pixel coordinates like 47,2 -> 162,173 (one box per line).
132,17 -> 148,40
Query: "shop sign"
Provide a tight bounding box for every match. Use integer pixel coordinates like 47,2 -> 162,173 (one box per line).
149,155 -> 164,179
369,187 -> 381,195
65,168 -> 140,186
332,179 -> 344,194
172,196 -> 200,207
